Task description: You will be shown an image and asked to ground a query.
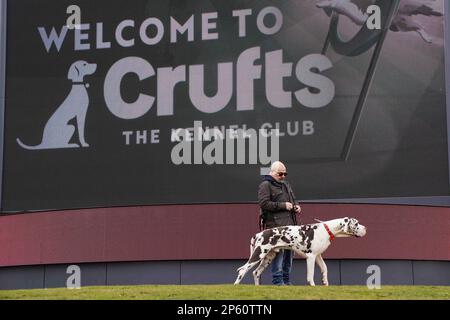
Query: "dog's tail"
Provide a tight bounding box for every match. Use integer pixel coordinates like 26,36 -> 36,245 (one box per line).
16,138 -> 42,150
236,236 -> 257,272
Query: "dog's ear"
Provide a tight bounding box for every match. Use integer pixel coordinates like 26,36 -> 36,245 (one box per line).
67,62 -> 81,81
339,218 -> 348,230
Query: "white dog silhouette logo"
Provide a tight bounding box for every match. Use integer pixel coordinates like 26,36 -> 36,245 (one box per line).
17,60 -> 97,150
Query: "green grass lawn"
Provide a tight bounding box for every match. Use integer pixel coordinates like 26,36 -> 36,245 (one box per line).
0,285 -> 449,300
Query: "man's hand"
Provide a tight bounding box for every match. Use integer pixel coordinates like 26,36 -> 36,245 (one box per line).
285,202 -> 293,211
285,203 -> 302,213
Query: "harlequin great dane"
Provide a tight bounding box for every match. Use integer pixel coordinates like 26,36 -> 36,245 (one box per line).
234,217 -> 366,286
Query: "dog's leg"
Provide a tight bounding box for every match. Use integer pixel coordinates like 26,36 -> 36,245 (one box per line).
234,261 -> 260,285
252,260 -> 265,286
252,250 -> 276,285
76,97 -> 89,147
316,255 -> 329,286
58,123 -> 78,147
306,255 -> 316,286
235,236 -> 265,285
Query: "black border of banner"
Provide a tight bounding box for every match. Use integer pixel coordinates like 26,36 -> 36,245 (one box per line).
0,0 -> 7,212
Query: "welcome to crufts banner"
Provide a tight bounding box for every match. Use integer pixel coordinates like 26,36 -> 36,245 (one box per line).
1,0 -> 447,212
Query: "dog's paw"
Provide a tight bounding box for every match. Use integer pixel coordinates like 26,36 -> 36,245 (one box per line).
81,143 -> 90,147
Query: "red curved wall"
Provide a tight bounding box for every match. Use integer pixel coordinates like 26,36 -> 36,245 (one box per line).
0,203 -> 449,267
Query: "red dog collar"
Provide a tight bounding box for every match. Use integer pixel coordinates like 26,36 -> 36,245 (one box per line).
324,223 -> 335,242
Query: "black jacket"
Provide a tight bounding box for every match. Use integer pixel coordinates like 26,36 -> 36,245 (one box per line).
258,175 -> 298,229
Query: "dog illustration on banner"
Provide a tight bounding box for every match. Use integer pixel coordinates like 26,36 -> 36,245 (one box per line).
16,60 -> 97,150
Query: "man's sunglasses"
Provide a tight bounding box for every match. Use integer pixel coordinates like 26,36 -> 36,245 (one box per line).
277,172 -> 288,177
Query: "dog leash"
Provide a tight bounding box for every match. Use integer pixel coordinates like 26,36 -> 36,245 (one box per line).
284,181 -> 299,225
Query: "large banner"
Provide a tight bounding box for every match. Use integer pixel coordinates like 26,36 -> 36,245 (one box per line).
1,0 -> 448,212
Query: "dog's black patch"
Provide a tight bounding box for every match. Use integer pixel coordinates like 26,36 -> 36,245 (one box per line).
270,235 -> 281,246
277,227 -> 288,233
249,246 -> 262,263
261,229 -> 274,245
303,227 -> 315,250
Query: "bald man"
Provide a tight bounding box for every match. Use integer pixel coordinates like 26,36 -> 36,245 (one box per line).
258,161 -> 301,285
